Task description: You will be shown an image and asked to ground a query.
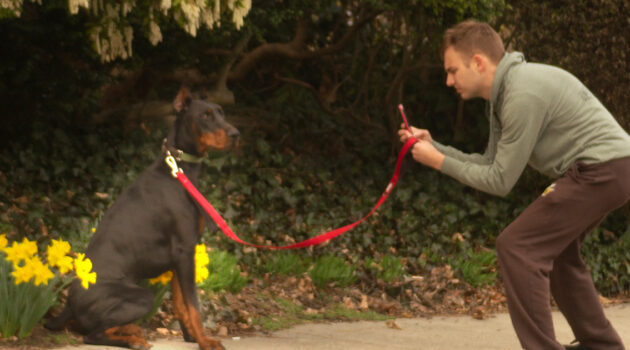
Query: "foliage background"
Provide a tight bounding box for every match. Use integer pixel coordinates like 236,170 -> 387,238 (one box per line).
0,0 -> 629,296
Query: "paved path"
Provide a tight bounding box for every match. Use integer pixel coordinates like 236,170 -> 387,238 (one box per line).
52,304 -> 630,350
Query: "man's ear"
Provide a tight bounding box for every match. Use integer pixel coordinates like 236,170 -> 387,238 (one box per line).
471,54 -> 486,73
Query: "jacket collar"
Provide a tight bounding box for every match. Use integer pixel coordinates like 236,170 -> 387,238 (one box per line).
490,52 -> 526,106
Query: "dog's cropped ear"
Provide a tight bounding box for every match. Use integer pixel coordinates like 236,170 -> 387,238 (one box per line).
173,85 -> 192,113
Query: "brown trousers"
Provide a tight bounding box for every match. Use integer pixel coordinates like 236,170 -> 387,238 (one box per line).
496,157 -> 630,350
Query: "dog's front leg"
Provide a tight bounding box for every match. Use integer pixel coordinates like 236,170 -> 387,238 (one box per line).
171,270 -> 225,350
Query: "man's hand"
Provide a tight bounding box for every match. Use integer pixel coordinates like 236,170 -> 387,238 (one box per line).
397,124 -> 443,169
398,124 -> 433,143
411,140 -> 445,170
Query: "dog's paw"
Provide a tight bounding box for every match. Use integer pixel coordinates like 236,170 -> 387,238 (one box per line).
201,339 -> 225,350
128,335 -> 152,350
130,342 -> 152,350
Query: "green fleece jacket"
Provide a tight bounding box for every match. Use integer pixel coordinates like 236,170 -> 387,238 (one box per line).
435,52 -> 630,197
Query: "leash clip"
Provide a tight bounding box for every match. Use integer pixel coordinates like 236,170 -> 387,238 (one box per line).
165,152 -> 182,178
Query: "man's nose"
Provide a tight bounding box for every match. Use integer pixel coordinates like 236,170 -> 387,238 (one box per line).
446,75 -> 454,87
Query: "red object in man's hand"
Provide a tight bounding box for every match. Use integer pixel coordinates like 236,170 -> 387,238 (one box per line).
398,104 -> 411,132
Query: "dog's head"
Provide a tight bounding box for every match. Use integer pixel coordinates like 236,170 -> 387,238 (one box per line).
172,86 -> 240,156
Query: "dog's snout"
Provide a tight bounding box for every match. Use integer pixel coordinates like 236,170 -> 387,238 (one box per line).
228,127 -> 240,139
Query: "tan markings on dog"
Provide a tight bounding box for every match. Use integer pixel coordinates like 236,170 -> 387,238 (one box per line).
171,273 -> 190,329
104,325 -> 151,349
171,272 -> 224,350
197,129 -> 228,153
191,121 -> 229,154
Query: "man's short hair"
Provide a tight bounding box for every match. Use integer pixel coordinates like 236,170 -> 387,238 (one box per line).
442,20 -> 505,64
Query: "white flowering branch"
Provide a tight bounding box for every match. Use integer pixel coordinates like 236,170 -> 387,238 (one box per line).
1,0 -> 251,62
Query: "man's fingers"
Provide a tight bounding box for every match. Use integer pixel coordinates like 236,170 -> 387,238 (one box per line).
398,128 -> 411,142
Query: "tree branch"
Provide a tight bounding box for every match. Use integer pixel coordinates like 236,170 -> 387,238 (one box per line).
206,27 -> 253,104
229,9 -> 382,81
274,75 -> 337,115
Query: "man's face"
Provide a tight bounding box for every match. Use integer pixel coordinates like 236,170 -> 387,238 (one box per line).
443,46 -> 484,100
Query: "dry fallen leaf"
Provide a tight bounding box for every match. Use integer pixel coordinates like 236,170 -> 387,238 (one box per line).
359,294 -> 369,310
217,326 -> 229,337
599,295 -> 612,305
472,307 -> 486,320
385,320 -> 401,330
343,296 -> 356,310
304,308 -> 319,315
94,192 -> 109,199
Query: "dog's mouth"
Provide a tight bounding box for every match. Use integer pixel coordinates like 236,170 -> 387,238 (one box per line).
196,129 -> 237,154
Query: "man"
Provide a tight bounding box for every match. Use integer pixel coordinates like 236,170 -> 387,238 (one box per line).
399,20 -> 630,350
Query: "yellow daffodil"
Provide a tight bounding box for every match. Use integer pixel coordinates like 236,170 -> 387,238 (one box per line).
11,257 -> 35,284
77,269 -> 96,289
28,256 -> 55,286
195,244 -> 210,284
149,270 -> 173,285
74,253 -> 97,289
4,238 -> 38,267
196,266 -> 209,283
4,241 -> 23,266
148,244 -> 211,285
74,253 -> 90,272
0,233 -> 7,251
20,238 -> 37,256
195,244 -> 210,265
46,239 -> 74,274
54,255 -> 74,274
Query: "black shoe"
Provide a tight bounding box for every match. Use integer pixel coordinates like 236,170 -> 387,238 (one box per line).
564,344 -> 591,350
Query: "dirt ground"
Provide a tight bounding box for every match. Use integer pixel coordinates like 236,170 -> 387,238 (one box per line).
2,272 -> 628,350
43,303 -> 630,350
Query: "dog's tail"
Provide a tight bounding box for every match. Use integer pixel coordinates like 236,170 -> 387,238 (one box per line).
44,304 -> 73,331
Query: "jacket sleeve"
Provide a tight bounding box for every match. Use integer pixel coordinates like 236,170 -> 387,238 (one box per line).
437,93 -> 546,197
433,141 -> 492,165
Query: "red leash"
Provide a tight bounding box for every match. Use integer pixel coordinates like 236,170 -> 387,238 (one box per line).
165,137 -> 418,250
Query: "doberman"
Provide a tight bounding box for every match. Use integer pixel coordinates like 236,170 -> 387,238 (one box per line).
45,86 -> 239,350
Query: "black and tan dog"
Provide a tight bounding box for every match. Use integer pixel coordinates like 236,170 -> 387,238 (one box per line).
45,86 -> 239,350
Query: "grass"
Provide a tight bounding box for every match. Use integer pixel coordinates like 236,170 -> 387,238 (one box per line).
264,252 -> 311,276
253,298 -> 391,332
309,255 -> 357,288
201,250 -> 248,293
45,332 -> 82,346
323,304 -> 390,321
449,248 -> 497,288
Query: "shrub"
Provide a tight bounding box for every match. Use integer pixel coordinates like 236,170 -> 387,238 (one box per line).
2,103 -> 628,298
582,226 -> 630,295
